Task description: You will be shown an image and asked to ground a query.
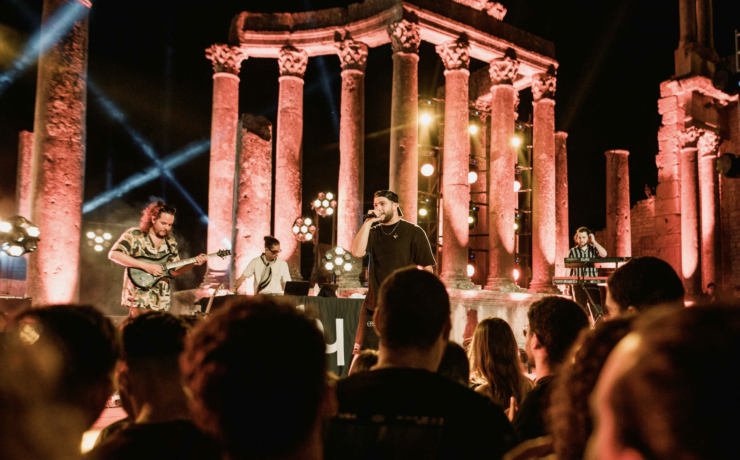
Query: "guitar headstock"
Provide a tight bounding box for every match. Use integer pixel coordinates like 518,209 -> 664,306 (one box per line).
217,249 -> 231,259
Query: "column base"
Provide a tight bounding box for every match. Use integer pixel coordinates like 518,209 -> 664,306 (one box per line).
440,271 -> 478,290
484,277 -> 525,293
527,280 -> 561,294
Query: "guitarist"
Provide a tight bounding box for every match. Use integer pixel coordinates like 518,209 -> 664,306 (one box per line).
109,201 -> 207,316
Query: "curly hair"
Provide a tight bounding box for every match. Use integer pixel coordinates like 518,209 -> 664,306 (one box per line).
549,317 -> 634,460
469,317 -> 531,408
139,201 -> 176,233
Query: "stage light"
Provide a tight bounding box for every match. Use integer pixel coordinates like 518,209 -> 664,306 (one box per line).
421,162 -> 435,177
103,233 -> 112,240
467,264 -> 475,277
335,247 -> 344,255
0,222 -> 11,233
1,216 -> 40,257
314,199 -> 321,208
514,181 -> 521,192
301,225 -> 308,233
326,262 -> 334,270
304,218 -> 312,225
468,216 -> 474,224
312,192 -> 337,217
469,124 -> 478,135
8,245 -> 24,257
514,223 -> 519,230
511,137 -> 521,147
468,162 -> 479,184
513,269 -> 520,280
419,208 -> 428,217
94,244 -> 103,252
94,236 -> 104,243
26,226 -> 40,237
293,226 -> 300,234
420,113 -> 432,125
344,263 -> 352,271
326,207 -> 334,215
293,217 -> 317,242
326,193 -> 333,200
322,200 -> 329,207
321,246 -> 357,277
305,233 -> 313,241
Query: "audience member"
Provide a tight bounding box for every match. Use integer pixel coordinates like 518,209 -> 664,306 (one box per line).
470,317 -> 533,410
513,297 -> 589,442
586,305 -> 740,460
697,282 -> 717,306
326,267 -> 518,460
181,297 -> 333,460
12,305 -> 120,435
349,349 -> 379,375
87,311 -> 220,460
604,256 -> 684,318
437,341 -> 470,386
549,318 -> 634,460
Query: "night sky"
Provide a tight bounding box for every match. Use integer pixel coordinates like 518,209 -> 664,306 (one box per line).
0,0 -> 737,293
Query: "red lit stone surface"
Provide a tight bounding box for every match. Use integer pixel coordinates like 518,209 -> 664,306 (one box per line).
438,38 -> 474,289
469,102 -> 489,287
679,129 -> 701,297
485,54 -> 520,292
605,150 -> 631,257
275,46 -> 308,280
233,114 -> 272,293
698,132 -> 719,289
719,103 -> 740,292
554,132 -> 569,277
27,0 -> 90,306
388,20 -> 420,224
16,131 -> 34,220
528,71 -> 558,294
204,44 -> 246,286
630,198 -> 656,257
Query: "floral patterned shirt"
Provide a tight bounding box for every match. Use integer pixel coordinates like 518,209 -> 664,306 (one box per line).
111,228 -> 179,311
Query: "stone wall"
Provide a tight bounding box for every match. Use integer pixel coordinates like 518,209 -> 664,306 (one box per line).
630,198 -> 657,257
719,102 -> 740,292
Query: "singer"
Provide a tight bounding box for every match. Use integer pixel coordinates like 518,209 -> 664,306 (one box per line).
350,190 -> 436,356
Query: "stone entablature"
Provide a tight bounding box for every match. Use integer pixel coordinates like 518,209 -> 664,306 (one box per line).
228,0 -> 556,91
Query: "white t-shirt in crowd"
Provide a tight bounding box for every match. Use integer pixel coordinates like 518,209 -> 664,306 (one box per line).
241,256 -> 292,295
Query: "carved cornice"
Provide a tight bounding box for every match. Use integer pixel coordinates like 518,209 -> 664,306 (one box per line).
278,45 -> 308,78
489,54 -> 520,86
336,38 -> 368,72
697,131 -> 719,157
387,20 -> 420,54
450,1 -> 507,20
678,126 -> 701,148
436,36 -> 470,71
205,44 -> 248,75
532,71 -> 556,101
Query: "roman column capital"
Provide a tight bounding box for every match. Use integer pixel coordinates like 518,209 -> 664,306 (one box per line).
278,45 -> 308,78
336,37 -> 368,72
436,36 -> 470,72
206,44 -> 247,75
388,20 -> 420,54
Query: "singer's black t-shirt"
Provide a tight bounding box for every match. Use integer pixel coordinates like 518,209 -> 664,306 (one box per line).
362,220 -> 436,312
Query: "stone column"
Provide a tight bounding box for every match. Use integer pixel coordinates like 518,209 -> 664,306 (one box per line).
233,114 -> 273,294
437,37 -> 475,290
470,100 -> 490,286
696,0 -> 713,49
678,0 -> 697,43
698,131 -> 719,289
335,37 -> 368,288
605,150 -> 632,257
275,46 -> 308,280
204,44 -> 247,287
27,0 -> 91,306
528,70 -> 559,294
485,53 -> 522,292
388,20 -> 420,223
678,127 -> 701,298
555,132 -> 569,277
16,131 -> 34,219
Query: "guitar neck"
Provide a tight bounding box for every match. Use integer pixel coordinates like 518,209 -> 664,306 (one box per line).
166,252 -> 221,270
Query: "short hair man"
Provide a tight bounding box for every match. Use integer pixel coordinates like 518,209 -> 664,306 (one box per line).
181,297 -> 333,460
350,190 -> 436,356
513,296 -> 589,442
326,268 -> 518,459
87,311 -> 220,460
604,256 -> 684,319
586,306 -> 740,460
12,305 -> 120,439
567,227 -> 607,316
233,236 -> 291,294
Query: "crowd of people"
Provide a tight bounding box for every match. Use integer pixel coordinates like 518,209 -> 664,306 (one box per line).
1,255 -> 738,460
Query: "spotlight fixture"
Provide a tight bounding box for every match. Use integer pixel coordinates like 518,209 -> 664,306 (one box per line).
468,161 -> 479,184
0,216 -> 40,257
511,137 -> 521,147
514,180 -> 521,192
292,217 -> 317,243
468,124 -> 478,135
467,264 -> 475,277
85,227 -> 113,253
312,192 -> 337,217
513,269 -> 520,280
321,246 -> 357,277
419,113 -> 432,125
421,161 -> 435,177
419,208 -> 428,217
468,207 -> 479,229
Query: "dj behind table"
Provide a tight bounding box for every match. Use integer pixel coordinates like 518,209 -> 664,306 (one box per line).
195,285 -> 363,377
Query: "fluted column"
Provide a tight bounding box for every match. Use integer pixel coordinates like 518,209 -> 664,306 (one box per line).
437,37 -> 475,290
335,37 -> 368,288
275,46 -> 308,280
16,131 -> 34,220
203,44 -> 247,287
678,127 -> 701,298
233,114 -> 273,293
554,132 -> 569,278
27,0 -> 91,306
698,131 -> 719,289
528,70 -> 559,293
388,20 -> 420,223
605,150 -> 632,257
485,52 -> 522,292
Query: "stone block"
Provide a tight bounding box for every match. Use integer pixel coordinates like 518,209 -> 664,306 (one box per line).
654,197 -> 680,215
640,236 -> 656,249
654,214 -> 681,235
658,125 -> 678,142
660,80 -> 681,98
656,152 -> 678,168
658,96 -> 678,115
656,181 -> 680,199
658,163 -> 679,182
662,110 -> 679,125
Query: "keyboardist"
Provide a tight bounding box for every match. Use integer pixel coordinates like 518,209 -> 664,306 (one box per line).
567,227 -> 607,313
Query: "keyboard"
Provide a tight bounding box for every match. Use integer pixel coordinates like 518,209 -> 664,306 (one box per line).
552,276 -> 608,285
563,257 -> 631,268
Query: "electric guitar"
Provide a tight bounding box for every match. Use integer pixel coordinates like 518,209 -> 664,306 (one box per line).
128,249 -> 231,290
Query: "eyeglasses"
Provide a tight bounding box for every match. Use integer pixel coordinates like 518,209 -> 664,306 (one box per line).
522,325 -> 529,338
267,248 -> 281,255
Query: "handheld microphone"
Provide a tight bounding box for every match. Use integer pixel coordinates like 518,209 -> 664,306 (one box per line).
364,212 -> 377,220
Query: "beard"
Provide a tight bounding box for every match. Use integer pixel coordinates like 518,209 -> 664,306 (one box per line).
380,211 -> 394,224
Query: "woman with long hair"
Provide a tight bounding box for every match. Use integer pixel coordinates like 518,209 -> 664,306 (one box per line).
469,317 -> 532,409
